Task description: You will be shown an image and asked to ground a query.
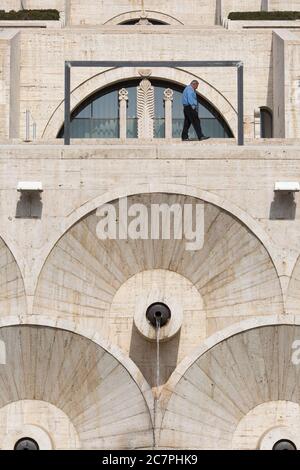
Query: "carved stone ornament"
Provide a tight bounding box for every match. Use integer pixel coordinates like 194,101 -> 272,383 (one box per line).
118,88 -> 129,101
137,79 -> 154,139
138,69 -> 152,78
164,88 -> 174,101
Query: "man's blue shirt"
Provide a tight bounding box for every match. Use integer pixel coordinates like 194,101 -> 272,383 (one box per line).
182,85 -> 198,107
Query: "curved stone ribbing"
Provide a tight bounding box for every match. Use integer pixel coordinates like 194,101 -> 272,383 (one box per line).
0,325 -> 153,449
159,325 -> 300,449
33,194 -> 283,343
0,238 -> 26,317
287,255 -> 300,314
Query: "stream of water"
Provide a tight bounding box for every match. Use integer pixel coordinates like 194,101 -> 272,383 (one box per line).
156,317 -> 161,388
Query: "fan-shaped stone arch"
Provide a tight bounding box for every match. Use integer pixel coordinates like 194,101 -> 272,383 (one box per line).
42,67 -> 236,139
31,184 -> 279,286
158,324 -> 300,449
33,193 -> 283,384
0,236 -> 26,318
0,324 -> 154,449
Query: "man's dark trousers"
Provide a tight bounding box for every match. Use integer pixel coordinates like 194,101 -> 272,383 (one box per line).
181,105 -> 203,140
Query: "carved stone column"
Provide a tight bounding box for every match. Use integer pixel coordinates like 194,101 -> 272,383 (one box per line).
137,78 -> 154,139
164,88 -> 173,139
118,88 -> 128,139
254,108 -> 261,139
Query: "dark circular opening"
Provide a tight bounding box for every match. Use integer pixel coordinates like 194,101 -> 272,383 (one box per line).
14,437 -> 39,451
272,439 -> 297,451
146,302 -> 171,327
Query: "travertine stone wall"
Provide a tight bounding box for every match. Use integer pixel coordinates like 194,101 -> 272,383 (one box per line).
2,0 -> 21,10
221,0 -> 263,20
159,325 -> 300,449
2,0 -> 300,23
273,30 -> 300,138
2,4 -> 300,140
286,254 -> 300,315
232,401 -> 300,450
222,0 -> 300,18
32,193 -> 282,382
2,0 -> 65,12
9,31 -> 20,138
2,145 -> 297,389
0,400 -> 80,449
273,30 -> 286,137
15,28 -> 274,140
1,142 -> 300,301
68,1 -> 217,26
1,0 -> 300,450
283,33 -> 300,139
0,236 -> 26,317
269,0 -> 300,10
0,31 -> 20,139
0,33 -> 10,139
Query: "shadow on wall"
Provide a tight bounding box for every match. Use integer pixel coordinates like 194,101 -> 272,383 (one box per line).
215,0 -> 221,25
261,0 -> 268,10
269,192 -> 296,220
15,193 -> 43,219
129,323 -> 181,387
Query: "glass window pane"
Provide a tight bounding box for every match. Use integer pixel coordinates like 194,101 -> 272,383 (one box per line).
127,118 -> 138,138
198,102 -> 215,119
71,118 -> 119,138
76,102 -> 92,118
126,86 -> 138,138
201,119 -> 225,137
172,90 -> 183,119
154,119 -> 165,138
70,118 -> 91,138
172,118 -> 184,138
127,86 -> 137,118
154,86 -> 165,138
155,86 -> 165,118
92,90 -> 118,118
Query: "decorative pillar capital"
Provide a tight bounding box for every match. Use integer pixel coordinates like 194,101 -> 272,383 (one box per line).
119,88 -> 128,139
119,88 -> 129,101
164,89 -> 173,139
164,88 -> 174,102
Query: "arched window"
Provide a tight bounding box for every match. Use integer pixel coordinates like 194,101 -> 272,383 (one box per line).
58,79 -> 233,139
120,19 -> 168,25
260,107 -> 273,138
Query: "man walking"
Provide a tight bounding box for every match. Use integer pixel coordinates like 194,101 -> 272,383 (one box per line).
181,80 -> 209,141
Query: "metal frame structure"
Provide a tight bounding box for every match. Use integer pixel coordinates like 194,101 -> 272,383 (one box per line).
64,60 -> 244,145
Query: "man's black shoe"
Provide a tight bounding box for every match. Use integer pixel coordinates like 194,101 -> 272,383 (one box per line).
199,135 -> 209,141
181,138 -> 190,141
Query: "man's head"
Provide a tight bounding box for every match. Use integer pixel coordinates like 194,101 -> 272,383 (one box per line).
190,80 -> 199,90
